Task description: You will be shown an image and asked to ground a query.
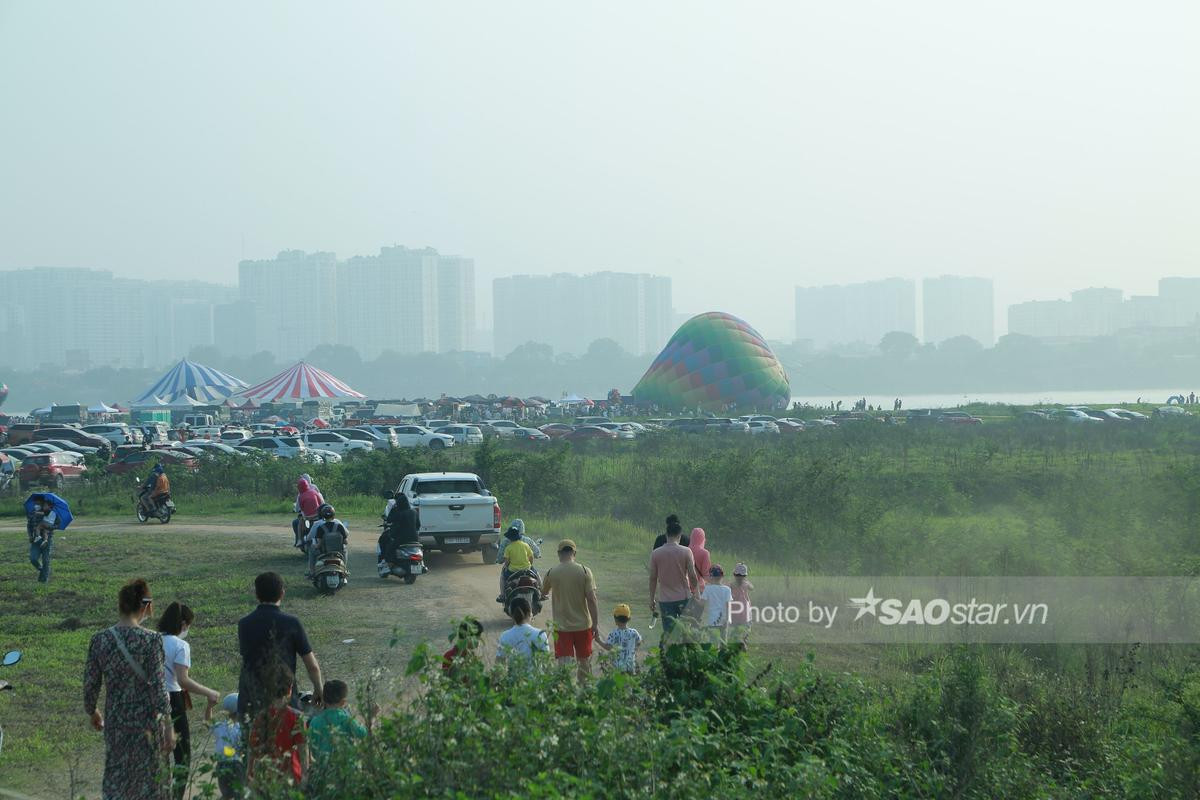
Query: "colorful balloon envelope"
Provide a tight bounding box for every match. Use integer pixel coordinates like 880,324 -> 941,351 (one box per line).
633,312 -> 790,411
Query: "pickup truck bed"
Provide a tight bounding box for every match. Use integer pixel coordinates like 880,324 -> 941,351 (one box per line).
396,472 -> 501,562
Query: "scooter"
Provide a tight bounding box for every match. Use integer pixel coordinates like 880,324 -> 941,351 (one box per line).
0,649 -> 22,757
503,568 -> 544,618
378,541 -> 428,585
311,549 -> 349,594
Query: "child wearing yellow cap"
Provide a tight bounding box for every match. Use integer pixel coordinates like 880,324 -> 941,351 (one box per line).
598,603 -> 642,673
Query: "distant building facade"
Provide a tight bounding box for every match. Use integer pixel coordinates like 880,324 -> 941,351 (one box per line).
0,268 -> 235,370
922,275 -> 994,345
1008,280 -> 1200,340
795,278 -> 916,349
492,271 -> 672,357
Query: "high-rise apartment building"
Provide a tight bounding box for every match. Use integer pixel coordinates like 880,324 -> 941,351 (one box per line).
0,268 -> 234,370
437,256 -> 475,353
492,272 -> 672,357
238,250 -> 338,362
335,246 -> 439,359
794,278 -> 915,349
922,275 -> 994,345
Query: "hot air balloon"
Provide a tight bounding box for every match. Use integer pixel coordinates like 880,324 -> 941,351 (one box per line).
632,312 -> 790,411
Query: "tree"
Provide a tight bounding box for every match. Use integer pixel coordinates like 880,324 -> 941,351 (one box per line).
879,331 -> 920,360
305,344 -> 362,368
937,335 -> 984,359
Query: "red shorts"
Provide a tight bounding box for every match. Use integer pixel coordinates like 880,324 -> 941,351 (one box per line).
553,628 -> 593,659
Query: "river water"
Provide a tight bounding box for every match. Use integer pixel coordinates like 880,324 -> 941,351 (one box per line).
792,389 -> 1185,410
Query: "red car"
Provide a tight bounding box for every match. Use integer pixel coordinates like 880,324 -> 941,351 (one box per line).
19,451 -> 88,490
538,423 -> 574,438
565,425 -> 619,441
105,449 -> 199,476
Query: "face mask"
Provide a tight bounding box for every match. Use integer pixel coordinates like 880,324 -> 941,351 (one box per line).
179,628 -> 189,640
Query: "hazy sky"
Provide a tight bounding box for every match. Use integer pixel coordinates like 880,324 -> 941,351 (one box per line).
2,1 -> 1198,340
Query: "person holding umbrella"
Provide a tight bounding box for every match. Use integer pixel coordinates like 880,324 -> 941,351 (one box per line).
24,492 -> 73,583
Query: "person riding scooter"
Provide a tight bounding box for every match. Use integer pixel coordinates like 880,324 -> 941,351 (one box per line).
293,477 -> 324,549
497,522 -> 538,604
307,503 -> 348,579
495,519 -> 540,602
378,492 -> 420,568
138,464 -> 170,515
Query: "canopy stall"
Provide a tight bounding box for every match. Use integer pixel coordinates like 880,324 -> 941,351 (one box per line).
237,362 -> 366,403
132,359 -> 248,405
87,403 -> 120,414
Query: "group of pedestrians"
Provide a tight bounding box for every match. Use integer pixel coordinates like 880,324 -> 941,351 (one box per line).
82,572 -> 368,799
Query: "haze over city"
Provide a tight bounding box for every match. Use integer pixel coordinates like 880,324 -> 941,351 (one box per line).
3,1 -> 1198,343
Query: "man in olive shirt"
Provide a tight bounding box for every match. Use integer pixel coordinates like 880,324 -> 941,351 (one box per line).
541,539 -> 600,681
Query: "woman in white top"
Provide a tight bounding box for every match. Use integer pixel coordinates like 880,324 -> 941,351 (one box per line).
157,602 -> 222,800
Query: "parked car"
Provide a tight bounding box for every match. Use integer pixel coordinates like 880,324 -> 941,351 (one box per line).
595,422 -> 637,440
218,428 -> 252,443
737,415 -> 779,425
775,419 -> 805,433
512,427 -> 551,442
565,426 -> 619,441
1154,406 -> 1191,418
485,420 -> 522,437
6,423 -> 41,446
1019,410 -> 1051,421
82,423 -> 137,447
705,418 -> 751,434
0,447 -> 36,463
538,423 -> 575,438
937,411 -> 983,426
355,425 -> 402,448
424,419 -> 452,430
31,427 -> 111,457
1106,408 -> 1148,422
105,449 -> 199,475
1051,409 -> 1102,423
19,451 -> 87,490
184,440 -> 247,457
669,418 -> 709,433
434,425 -> 485,445
1082,409 -> 1128,423
241,436 -> 310,458
20,442 -> 66,454
330,427 -> 393,451
303,431 -> 373,456
905,410 -> 939,425
746,420 -> 781,435
385,424 -> 456,449
38,438 -> 102,456
574,416 -> 608,426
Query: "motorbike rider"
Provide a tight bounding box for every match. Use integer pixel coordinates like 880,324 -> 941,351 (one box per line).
378,492 -> 420,568
497,522 -> 538,605
293,476 -> 324,549
495,519 -> 540,602
138,463 -> 170,514
307,503 -> 348,579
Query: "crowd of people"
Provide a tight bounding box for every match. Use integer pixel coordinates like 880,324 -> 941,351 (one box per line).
69,494 -> 754,797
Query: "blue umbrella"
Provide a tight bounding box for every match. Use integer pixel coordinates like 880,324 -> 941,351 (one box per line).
24,493 -> 74,529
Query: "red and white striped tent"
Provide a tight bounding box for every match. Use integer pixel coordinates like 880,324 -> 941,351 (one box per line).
237,362 -> 366,402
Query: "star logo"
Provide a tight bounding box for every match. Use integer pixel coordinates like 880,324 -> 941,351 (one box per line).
849,587 -> 881,621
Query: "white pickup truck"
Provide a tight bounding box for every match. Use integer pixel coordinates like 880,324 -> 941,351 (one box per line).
395,471 -> 502,562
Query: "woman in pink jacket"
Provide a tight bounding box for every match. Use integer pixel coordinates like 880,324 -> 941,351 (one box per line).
293,478 -> 325,548
688,528 -> 711,592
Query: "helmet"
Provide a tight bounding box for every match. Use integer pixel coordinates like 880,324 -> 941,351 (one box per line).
613,603 -> 632,619
318,503 -> 335,519
504,526 -> 521,541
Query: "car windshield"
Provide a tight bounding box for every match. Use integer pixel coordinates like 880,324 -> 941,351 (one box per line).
281,437 -> 302,447
411,479 -> 482,495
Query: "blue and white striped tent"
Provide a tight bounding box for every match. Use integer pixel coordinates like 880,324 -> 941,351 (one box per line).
132,359 -> 249,405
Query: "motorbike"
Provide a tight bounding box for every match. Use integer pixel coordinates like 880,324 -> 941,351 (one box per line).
378,539 -> 428,585
311,548 -> 349,594
0,649 -> 21,757
503,568 -> 544,618
133,478 -> 175,524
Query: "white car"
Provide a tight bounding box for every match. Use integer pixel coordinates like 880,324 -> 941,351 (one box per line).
303,449 -> 342,464
330,427 -> 394,451
595,422 -> 637,440
303,431 -> 373,456
82,423 -> 136,447
1051,409 -> 1101,423
485,420 -> 521,437
747,420 -> 781,435
738,415 -> 779,425
185,440 -> 248,457
218,429 -> 251,444
390,424 -> 456,449
434,425 -> 484,445
241,435 -> 310,458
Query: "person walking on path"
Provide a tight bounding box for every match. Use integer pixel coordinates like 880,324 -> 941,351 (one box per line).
653,514 -> 690,549
83,578 -> 175,800
688,528 -> 711,592
649,522 -> 700,635
541,539 -> 600,681
157,602 -> 222,800
237,572 -> 324,723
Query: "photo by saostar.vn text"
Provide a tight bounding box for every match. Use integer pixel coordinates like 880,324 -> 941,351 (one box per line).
731,587 -> 1050,629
